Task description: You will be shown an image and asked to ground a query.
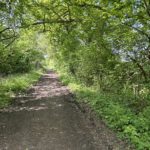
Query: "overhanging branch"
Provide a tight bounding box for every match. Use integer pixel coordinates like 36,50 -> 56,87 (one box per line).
123,23 -> 150,42
31,19 -> 80,26
0,35 -> 18,42
4,37 -> 18,49
0,19 -> 80,35
74,2 -> 105,11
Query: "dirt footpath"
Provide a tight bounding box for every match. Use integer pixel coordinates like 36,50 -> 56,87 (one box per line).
0,71 -> 131,150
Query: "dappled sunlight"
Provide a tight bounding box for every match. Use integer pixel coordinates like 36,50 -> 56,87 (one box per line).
26,72 -> 70,99
0,71 -> 70,113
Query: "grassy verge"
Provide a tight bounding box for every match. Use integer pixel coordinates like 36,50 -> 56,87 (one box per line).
0,70 -> 42,108
52,66 -> 150,150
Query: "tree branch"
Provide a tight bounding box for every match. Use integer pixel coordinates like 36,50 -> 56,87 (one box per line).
0,35 -> 18,42
123,23 -> 150,42
4,37 -> 18,49
143,0 -> 150,17
74,2 -> 105,11
31,19 -> 80,26
0,28 -> 10,34
0,19 -> 80,34
127,54 -> 147,81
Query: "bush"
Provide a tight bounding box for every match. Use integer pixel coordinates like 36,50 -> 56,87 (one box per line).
54,67 -> 150,150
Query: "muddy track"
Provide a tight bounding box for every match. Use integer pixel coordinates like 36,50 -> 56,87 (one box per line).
0,71 -> 132,150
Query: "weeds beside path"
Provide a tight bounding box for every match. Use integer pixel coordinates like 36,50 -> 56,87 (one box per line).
0,70 -> 42,108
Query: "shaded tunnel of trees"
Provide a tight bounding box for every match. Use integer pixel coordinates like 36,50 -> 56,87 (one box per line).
0,0 -> 150,149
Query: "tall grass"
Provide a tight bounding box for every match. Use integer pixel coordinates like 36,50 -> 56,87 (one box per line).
0,70 -> 42,108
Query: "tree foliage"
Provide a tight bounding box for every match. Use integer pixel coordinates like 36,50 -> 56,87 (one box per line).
0,0 -> 150,149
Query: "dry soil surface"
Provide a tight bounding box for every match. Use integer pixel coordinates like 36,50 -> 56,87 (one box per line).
0,71 -> 131,150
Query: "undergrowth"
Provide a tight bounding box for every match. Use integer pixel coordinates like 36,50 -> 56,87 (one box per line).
0,70 -> 42,108
52,67 -> 150,150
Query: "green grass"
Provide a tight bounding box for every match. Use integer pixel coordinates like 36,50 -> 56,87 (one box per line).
0,70 -> 42,108
53,68 -> 150,150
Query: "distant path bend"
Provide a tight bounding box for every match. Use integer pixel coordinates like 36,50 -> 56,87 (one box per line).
0,71 -> 130,150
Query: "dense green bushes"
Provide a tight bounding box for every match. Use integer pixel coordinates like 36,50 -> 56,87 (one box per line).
53,68 -> 150,150
0,48 -> 40,74
0,30 -> 44,75
50,51 -> 150,149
